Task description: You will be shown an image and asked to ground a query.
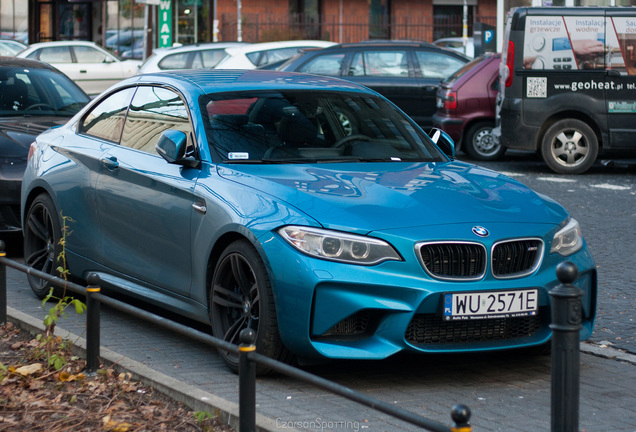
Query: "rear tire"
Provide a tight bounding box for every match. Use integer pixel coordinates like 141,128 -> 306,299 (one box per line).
209,240 -> 291,374
541,119 -> 598,174
23,194 -> 64,299
463,121 -> 505,161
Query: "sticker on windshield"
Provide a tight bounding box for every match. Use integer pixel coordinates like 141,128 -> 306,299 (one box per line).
228,152 -> 249,160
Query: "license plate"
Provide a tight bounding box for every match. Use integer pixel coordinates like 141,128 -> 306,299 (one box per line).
443,289 -> 538,321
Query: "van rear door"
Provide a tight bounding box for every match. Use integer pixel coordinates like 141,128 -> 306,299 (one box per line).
604,11 -> 636,149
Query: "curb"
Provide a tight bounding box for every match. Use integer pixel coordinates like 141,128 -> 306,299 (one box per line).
6,306 -> 296,432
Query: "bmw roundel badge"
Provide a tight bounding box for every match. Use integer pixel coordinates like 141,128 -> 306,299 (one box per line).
472,226 -> 489,237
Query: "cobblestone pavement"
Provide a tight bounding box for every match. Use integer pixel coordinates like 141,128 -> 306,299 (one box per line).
2,155 -> 635,432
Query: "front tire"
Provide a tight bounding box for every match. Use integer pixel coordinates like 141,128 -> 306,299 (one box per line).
463,121 -> 505,161
209,240 -> 290,374
541,119 -> 598,174
23,194 -> 63,299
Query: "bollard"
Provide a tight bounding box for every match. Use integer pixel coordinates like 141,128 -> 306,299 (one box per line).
85,273 -> 102,373
239,328 -> 256,432
450,404 -> 471,432
0,241 -> 6,324
549,261 -> 582,432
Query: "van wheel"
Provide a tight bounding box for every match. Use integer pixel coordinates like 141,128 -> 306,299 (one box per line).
209,240 -> 291,375
541,119 -> 598,174
463,121 -> 505,161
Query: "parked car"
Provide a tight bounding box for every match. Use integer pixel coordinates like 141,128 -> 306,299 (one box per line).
433,53 -> 503,160
21,69 -> 596,374
0,39 -> 27,57
138,42 -> 248,74
276,40 -> 470,127
213,40 -> 336,69
433,37 -> 475,58
0,57 -> 90,234
105,29 -> 145,58
16,41 -> 142,96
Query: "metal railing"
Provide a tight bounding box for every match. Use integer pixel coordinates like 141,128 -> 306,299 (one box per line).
0,242 -> 472,432
218,12 -> 497,44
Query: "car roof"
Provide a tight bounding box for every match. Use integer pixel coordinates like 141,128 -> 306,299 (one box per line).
130,69 -> 376,95
0,56 -> 61,71
154,42 -> 248,55
223,40 -> 336,55
332,40 -> 440,49
23,40 -> 100,48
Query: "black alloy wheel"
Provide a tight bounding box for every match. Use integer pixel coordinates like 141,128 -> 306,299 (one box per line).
23,194 -> 63,299
209,240 -> 290,374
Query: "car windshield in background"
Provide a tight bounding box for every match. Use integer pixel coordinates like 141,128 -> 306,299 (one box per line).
202,90 -> 447,164
0,66 -> 90,116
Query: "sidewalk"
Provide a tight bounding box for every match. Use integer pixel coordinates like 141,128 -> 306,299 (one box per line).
5,265 -> 636,432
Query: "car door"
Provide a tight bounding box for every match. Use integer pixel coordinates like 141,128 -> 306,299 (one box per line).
94,85 -> 199,296
342,48 -> 426,125
413,49 -> 468,127
71,45 -> 128,95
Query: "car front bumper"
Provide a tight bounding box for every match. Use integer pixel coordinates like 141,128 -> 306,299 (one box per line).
259,229 -> 597,361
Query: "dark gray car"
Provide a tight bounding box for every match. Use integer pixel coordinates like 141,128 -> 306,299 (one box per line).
0,57 -> 89,234
276,41 -> 469,127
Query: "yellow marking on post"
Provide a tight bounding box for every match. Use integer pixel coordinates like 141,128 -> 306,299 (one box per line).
238,345 -> 256,352
451,427 -> 472,432
0,252 -> 6,257
86,287 -> 101,293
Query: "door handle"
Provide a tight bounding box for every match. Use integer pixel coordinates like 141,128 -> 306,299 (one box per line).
192,199 -> 207,214
100,156 -> 119,170
80,70 -> 87,74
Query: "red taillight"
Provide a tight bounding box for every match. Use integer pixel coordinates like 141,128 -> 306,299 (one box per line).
505,41 -> 515,88
27,142 -> 36,162
443,91 -> 457,110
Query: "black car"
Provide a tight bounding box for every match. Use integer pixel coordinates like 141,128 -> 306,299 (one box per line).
0,57 -> 90,235
276,41 -> 469,127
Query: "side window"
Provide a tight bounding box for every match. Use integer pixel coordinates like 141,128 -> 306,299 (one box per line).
201,49 -> 228,68
158,52 -> 191,70
416,51 -> 465,78
191,52 -> 204,69
350,50 -> 408,77
298,53 -> 345,76
38,47 -> 73,63
120,86 -> 193,155
73,46 -> 111,63
80,88 -> 136,142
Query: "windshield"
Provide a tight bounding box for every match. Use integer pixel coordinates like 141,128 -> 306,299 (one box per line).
202,90 -> 448,164
0,66 -> 90,116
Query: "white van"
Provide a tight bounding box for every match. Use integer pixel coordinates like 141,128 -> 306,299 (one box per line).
497,6 -> 636,174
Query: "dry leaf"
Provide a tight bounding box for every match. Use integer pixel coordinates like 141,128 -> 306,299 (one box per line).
15,363 -> 42,376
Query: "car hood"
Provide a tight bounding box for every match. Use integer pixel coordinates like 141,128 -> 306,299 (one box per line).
0,116 -> 67,158
216,161 -> 567,232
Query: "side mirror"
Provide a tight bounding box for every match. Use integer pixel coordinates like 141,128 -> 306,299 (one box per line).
427,128 -> 455,160
156,130 -> 188,163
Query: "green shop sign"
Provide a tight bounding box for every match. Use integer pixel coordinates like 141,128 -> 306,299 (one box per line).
159,0 -> 172,48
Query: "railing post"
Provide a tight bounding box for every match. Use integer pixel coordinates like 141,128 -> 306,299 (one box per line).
451,404 -> 471,432
239,328 -> 256,432
85,273 -> 101,373
0,241 -> 6,324
550,261 -> 582,432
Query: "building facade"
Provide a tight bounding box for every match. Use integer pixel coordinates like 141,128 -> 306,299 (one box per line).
0,0 -> 632,60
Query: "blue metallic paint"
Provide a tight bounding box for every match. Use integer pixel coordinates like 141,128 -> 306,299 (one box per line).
21,70 -> 597,362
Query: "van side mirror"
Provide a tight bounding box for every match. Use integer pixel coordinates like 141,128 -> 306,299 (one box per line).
428,128 -> 455,159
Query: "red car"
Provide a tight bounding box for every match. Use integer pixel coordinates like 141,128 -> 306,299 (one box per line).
433,53 -> 503,161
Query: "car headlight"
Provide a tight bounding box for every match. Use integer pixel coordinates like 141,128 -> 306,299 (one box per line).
278,226 -> 402,265
550,218 -> 583,256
